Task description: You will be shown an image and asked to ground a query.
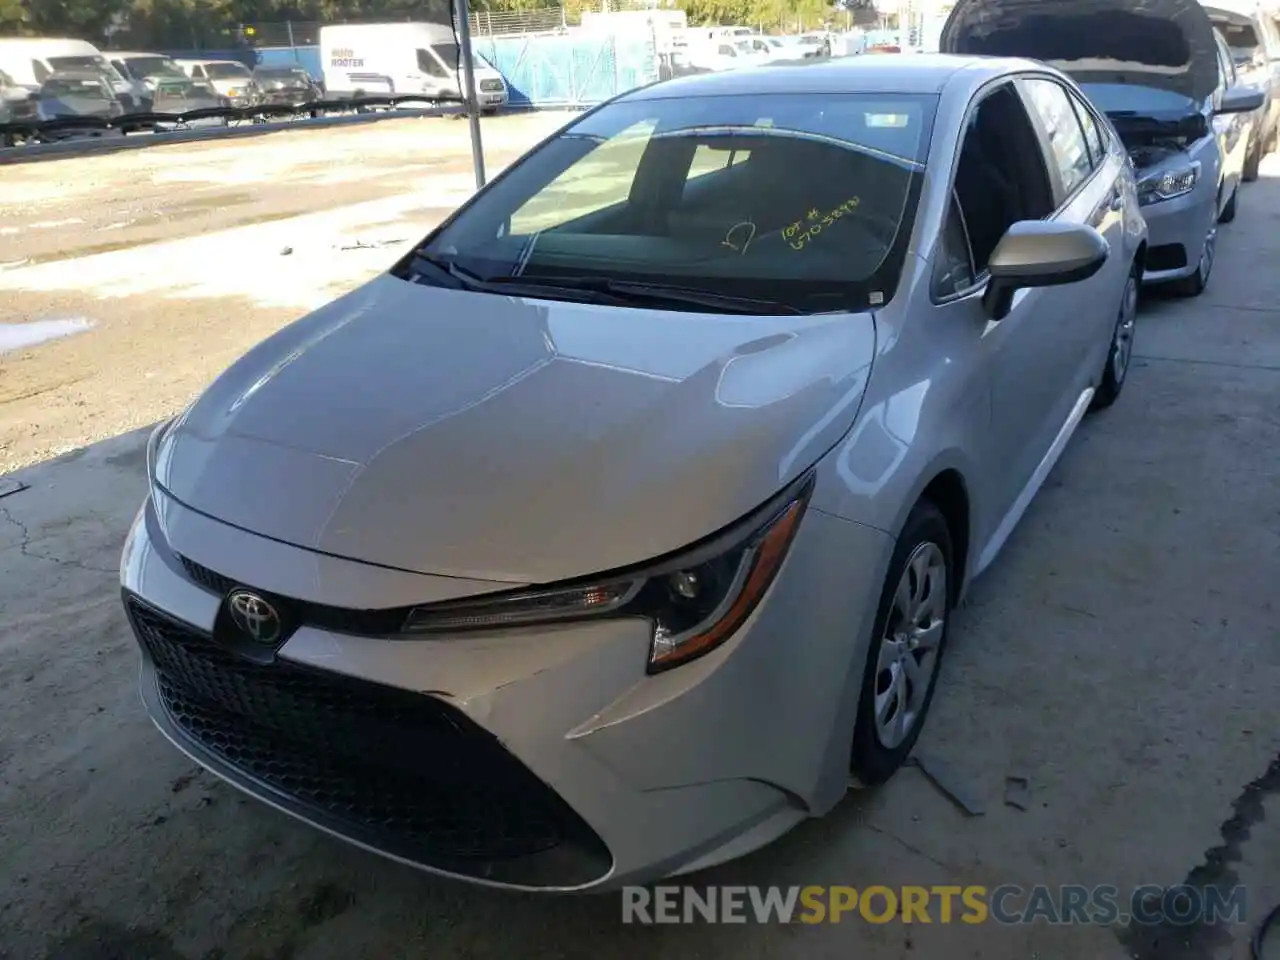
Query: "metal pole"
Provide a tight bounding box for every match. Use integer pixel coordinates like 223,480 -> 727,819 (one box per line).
454,0 -> 487,188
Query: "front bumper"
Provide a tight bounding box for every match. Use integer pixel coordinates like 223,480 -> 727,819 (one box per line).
121,487 -> 889,891
1135,181 -> 1216,285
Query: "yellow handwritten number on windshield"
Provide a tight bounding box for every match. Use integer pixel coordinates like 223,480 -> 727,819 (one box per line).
783,197 -> 861,251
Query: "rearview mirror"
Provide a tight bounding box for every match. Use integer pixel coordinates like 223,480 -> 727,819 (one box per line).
1219,85 -> 1265,114
983,220 -> 1109,321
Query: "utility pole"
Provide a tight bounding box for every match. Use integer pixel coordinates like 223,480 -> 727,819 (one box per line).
454,0 -> 487,188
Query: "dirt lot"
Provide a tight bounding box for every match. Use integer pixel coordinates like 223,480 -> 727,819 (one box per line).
1,122 -> 1279,960
0,111 -> 571,473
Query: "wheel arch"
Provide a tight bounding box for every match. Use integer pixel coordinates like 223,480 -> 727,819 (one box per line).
918,469 -> 971,605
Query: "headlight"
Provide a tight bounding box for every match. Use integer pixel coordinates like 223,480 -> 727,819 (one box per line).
402,474 -> 814,673
1137,162 -> 1200,205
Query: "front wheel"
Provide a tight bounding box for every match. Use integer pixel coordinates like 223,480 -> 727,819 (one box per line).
1218,184 -> 1238,224
1243,135 -> 1262,182
1171,225 -> 1215,298
850,500 -> 953,786
1091,265 -> 1139,411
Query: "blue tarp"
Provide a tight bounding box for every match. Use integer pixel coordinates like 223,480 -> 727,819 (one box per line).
176,34 -> 659,107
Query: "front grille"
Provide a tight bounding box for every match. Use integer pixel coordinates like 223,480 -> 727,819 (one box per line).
127,597 -> 611,886
176,554 -> 413,636
179,555 -> 237,595
480,78 -> 504,92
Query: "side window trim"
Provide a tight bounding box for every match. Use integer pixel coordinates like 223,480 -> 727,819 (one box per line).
932,187 -> 982,303
1066,88 -> 1106,169
1014,73 -> 1100,214
930,78 -> 1022,305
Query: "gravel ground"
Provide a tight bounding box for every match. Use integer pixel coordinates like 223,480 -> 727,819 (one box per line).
0,128 -> 1278,960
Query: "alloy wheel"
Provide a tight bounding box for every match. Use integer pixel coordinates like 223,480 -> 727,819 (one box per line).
874,542 -> 947,750
1199,226 -> 1217,287
1112,273 -> 1138,385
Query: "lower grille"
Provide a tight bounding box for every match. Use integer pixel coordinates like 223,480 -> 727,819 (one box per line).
1146,243 -> 1188,272
127,596 -> 611,887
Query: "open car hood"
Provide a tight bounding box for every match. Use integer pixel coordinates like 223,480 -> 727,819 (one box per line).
939,0 -> 1220,103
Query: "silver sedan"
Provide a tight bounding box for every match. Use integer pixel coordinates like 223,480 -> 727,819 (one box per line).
121,54 -> 1146,892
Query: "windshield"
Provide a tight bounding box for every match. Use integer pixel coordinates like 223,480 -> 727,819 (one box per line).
1216,22 -> 1261,61
48,56 -> 118,79
432,42 -> 493,72
124,57 -> 184,78
1081,83 -> 1197,118
204,62 -> 251,79
416,92 -> 936,313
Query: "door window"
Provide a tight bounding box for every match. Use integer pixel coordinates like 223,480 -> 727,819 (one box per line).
1021,77 -> 1094,200
1067,90 -> 1107,167
945,82 -> 1056,278
416,48 -> 448,78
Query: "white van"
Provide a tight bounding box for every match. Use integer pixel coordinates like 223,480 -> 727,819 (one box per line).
318,23 -> 508,112
0,37 -> 145,111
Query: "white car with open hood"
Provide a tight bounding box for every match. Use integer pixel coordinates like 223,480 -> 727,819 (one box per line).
940,0 -> 1264,296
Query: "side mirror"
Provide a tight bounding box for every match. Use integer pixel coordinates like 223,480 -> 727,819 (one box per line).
982,220 -> 1109,321
1219,84 -> 1265,114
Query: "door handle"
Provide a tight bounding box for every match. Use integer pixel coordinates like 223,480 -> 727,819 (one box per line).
1109,187 -> 1124,212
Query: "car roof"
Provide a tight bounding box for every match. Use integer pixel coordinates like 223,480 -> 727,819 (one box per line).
624,54 -> 1041,100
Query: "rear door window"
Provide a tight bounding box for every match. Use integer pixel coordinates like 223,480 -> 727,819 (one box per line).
1020,77 -> 1095,201
1067,89 -> 1107,167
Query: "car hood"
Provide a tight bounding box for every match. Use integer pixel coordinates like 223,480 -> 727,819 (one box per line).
939,0 -> 1220,102
154,274 -> 876,584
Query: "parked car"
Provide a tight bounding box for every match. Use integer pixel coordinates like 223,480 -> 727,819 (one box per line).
940,0 -> 1263,297
796,32 -> 831,57
319,23 -> 509,113
1210,27 -> 1258,208
1202,1 -> 1280,180
107,51 -> 227,126
124,54 -> 1146,892
0,66 -> 38,145
250,65 -> 322,107
32,70 -> 124,139
0,37 -> 146,113
174,59 -> 256,107
751,35 -> 793,60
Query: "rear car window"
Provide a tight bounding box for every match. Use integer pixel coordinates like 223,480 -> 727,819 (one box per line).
423,92 -> 938,313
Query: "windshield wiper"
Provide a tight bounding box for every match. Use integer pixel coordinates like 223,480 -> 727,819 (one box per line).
407,254 -> 801,314
406,252 -> 631,305
484,275 -> 803,315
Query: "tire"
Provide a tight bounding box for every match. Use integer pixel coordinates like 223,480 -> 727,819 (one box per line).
1171,225 -> 1216,298
1243,135 -> 1262,182
1091,263 -> 1139,411
1218,184 -> 1238,224
850,499 -> 954,786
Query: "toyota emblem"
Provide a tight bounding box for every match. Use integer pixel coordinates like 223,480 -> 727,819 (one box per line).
227,590 -> 282,645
